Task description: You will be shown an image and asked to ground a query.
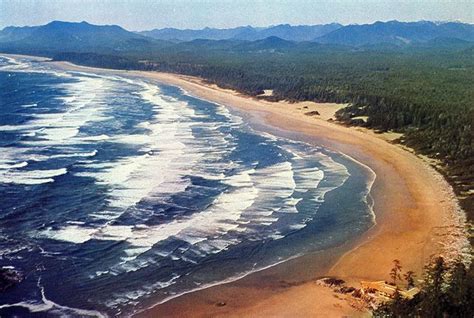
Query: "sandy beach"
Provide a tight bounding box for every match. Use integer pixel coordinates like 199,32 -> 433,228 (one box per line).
12,56 -> 467,317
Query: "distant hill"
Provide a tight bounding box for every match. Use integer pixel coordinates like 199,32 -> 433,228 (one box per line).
233,36 -> 296,52
168,38 -> 244,52
139,23 -> 342,42
158,37 -> 352,55
0,25 -> 39,42
315,21 -> 474,46
0,21 -> 169,55
139,26 -> 257,42
236,23 -> 343,41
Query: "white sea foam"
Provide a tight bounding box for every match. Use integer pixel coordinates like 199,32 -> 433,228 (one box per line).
79,135 -> 110,141
42,225 -> 97,244
0,56 -> 31,71
70,80 -> 243,228
0,278 -> 106,317
338,152 -> 377,223
41,81 -> 239,268
22,103 -> 38,108
179,87 -> 244,127
0,71 -> 116,186
0,55 -> 70,77
105,274 -> 180,310
43,168 -> 258,259
236,161 -> 297,227
74,83 -> 203,218
0,168 -> 67,185
44,148 -> 338,273
0,161 -> 28,169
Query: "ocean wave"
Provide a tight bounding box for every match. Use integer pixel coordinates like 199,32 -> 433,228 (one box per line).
0,71 -> 116,186
74,83 -> 201,218
0,56 -> 31,71
40,151 -> 338,274
21,103 -> 38,108
0,161 -> 28,169
0,167 -> 67,185
338,152 -> 377,223
104,274 -> 181,310
0,278 -> 106,318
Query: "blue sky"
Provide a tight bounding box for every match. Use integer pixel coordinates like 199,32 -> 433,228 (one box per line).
0,0 -> 472,30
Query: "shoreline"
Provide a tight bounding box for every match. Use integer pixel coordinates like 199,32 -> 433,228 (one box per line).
2,54 -> 469,317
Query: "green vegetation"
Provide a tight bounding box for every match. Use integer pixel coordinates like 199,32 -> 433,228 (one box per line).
374,257 -> 473,317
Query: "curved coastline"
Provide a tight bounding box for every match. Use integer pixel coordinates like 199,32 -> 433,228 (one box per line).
2,54 -> 467,317
126,70 -> 468,317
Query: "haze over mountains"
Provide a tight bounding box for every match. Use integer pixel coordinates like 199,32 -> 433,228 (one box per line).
316,21 -> 474,46
139,21 -> 474,45
0,20 -> 473,56
139,23 -> 343,42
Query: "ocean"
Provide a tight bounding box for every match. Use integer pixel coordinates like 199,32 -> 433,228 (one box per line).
0,55 -> 375,317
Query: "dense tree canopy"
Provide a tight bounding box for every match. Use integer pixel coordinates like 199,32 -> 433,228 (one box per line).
374,257 -> 473,317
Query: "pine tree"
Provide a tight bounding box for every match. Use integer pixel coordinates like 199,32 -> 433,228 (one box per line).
404,271 -> 416,290
445,260 -> 472,317
390,259 -> 403,285
390,288 -> 410,317
419,256 -> 447,317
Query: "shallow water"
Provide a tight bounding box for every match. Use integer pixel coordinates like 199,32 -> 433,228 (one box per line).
0,56 -> 375,317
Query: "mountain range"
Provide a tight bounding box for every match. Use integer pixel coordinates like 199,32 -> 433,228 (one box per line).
140,21 -> 474,45
316,21 -> 474,46
0,20 -> 473,56
139,23 -> 343,42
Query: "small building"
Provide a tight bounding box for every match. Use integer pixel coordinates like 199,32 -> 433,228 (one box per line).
360,281 -> 420,300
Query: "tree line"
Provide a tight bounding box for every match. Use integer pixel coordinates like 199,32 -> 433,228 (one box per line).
374,257 -> 473,317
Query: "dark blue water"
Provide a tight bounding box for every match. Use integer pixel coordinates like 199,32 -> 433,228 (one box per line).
0,56 -> 375,317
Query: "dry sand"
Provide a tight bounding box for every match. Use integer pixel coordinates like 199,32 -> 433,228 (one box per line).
21,58 -> 467,317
